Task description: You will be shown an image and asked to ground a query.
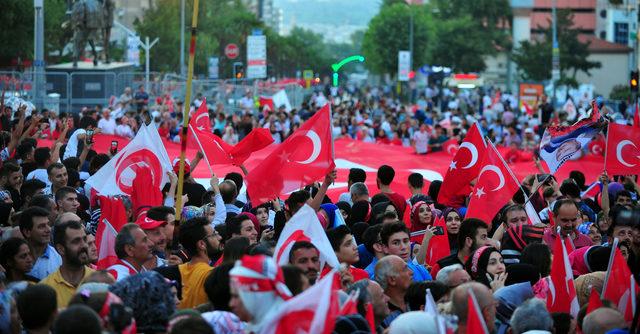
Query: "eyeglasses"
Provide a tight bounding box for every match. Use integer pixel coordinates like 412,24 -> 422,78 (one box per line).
204,230 -> 220,240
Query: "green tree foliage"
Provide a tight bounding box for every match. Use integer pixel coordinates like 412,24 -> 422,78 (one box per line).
361,4 -> 432,75
512,9 -> 601,86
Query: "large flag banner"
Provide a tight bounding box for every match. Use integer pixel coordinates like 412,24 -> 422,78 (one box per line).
96,196 -> 128,269
547,229 -> 579,317
605,123 -> 640,175
438,123 -> 487,208
467,288 -> 489,334
272,89 -> 292,112
465,142 -> 521,225
273,204 -> 340,270
539,104 -> 603,174
86,123 -> 172,196
423,215 -> 450,267
188,98 -> 274,166
247,104 -> 335,205
602,239 -> 638,322
259,96 -> 275,113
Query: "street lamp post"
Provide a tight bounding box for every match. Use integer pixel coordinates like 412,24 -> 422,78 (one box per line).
180,0 -> 185,77
551,0 -> 560,107
34,0 -> 45,109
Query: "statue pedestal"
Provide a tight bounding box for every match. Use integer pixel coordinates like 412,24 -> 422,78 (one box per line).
46,61 -> 136,113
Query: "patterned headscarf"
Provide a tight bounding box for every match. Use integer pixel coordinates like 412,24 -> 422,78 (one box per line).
181,206 -> 204,221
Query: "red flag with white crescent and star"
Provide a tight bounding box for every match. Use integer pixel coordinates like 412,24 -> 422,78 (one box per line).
604,123 -> 640,175
260,96 -> 275,115
442,138 -> 460,156
437,123 -> 487,208
465,142 -> 521,225
247,104 -> 335,206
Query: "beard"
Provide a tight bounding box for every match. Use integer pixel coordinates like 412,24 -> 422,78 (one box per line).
66,246 -> 89,267
206,240 -> 222,260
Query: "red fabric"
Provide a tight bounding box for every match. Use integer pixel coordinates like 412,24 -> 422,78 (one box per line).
438,123 -> 487,208
188,99 -> 273,167
96,196 -> 128,270
246,104 -> 335,206
605,123 -> 640,175
442,139 -> 459,156
384,192 -> 407,218
130,166 -> 162,218
424,216 -> 451,268
467,290 -> 489,334
588,137 -> 605,156
365,303 -> 376,333
523,101 -> 534,116
603,246 -> 639,322
546,230 -> 579,316
466,143 -> 521,225
634,100 -> 639,129
260,96 -> 275,114
339,293 -> 358,316
586,287 -> 603,315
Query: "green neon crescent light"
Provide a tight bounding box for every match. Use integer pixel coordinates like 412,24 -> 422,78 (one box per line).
331,55 -> 365,87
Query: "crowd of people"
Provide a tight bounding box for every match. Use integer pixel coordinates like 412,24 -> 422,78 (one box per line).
0,82 -> 638,334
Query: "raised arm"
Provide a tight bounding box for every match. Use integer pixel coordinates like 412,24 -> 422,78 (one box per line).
309,169 -> 336,211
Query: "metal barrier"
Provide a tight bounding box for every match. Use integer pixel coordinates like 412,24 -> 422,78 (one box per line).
70,72 -> 117,111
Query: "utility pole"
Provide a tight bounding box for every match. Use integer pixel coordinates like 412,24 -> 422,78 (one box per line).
113,21 -> 158,92
551,0 -> 560,108
33,0 -> 45,109
180,0 -> 185,77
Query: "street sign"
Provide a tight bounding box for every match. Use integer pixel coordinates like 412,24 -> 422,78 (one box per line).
208,57 -> 219,79
225,43 -> 239,59
303,69 -> 313,88
398,51 -> 411,82
247,35 -> 267,79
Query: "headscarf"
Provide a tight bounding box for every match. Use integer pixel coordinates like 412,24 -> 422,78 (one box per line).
229,255 -> 291,333
569,246 -> 610,277
335,201 -> 351,218
182,206 -> 203,221
410,201 -> 436,233
320,203 -> 339,228
465,246 -> 500,288
333,314 -> 371,334
574,271 -> 605,306
76,289 -> 136,334
241,212 -> 260,232
494,282 -> 534,331
109,271 -> 176,333
201,310 -> 246,334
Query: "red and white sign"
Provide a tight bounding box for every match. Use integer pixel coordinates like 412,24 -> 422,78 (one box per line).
225,43 -> 239,59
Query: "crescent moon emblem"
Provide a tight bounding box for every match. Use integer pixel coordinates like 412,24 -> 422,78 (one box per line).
478,164 -> 505,191
616,140 -> 638,168
460,142 -> 479,169
195,113 -> 208,131
294,130 -> 322,164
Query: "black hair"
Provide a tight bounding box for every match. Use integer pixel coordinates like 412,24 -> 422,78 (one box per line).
559,179 -> 580,199
222,236 -> 250,264
405,281 -> 448,311
53,305 -> 102,334
29,194 -> 54,210
55,186 -> 77,203
351,221 -> 369,245
282,265 -> 306,296
62,156 -> 81,171
0,237 -> 30,279
376,165 -> 395,185
408,172 -> 424,189
520,242 -> 552,277
362,224 -> 383,254
226,214 -> 252,239
79,116 -> 98,129
89,153 -> 110,175
224,172 -> 244,191
53,220 -> 84,248
569,170 -> 586,190
457,218 -> 489,251
178,217 -> 209,256
46,162 -> 65,175
0,161 -> 20,178
20,178 -> 46,199
19,206 -> 51,232
147,206 -> 175,222
380,221 -> 409,246
551,312 -> 573,334
348,168 -> 366,183
204,263 -> 234,311
615,190 -> 633,202
169,317 -> 214,334
17,284 -> 58,330
552,198 -> 580,216
326,225 -> 352,251
16,141 -> 35,160
286,190 -> 310,208
289,241 -> 318,263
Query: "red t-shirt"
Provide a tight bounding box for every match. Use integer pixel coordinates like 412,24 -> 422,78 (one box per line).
384,192 -> 407,218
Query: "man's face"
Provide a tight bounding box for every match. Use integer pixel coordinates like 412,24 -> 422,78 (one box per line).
505,210 -> 527,227
49,166 -> 68,188
336,234 -> 359,265
613,226 -> 634,246
256,207 -> 269,225
238,220 -> 258,244
25,216 -> 51,245
7,170 -> 22,189
164,214 -> 176,242
390,257 -> 412,291
367,281 -> 390,321
203,225 -> 223,259
383,232 -> 411,262
58,192 -> 80,213
616,195 -> 633,207
145,225 -> 167,252
229,284 -> 253,322
86,233 -> 98,263
60,227 -> 89,267
127,227 -> 153,263
470,228 -> 489,252
291,247 -> 320,284
554,203 -> 579,237
448,269 -> 471,289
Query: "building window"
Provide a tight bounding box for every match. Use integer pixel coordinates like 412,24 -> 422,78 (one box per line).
614,22 -> 629,45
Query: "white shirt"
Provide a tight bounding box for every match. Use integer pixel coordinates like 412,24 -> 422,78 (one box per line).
27,168 -> 51,186
115,124 -> 135,139
63,128 -> 86,159
412,130 -> 429,154
98,117 -> 117,135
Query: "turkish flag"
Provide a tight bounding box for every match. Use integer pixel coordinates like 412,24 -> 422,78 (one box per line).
465,142 -> 521,225
273,204 -> 340,270
586,287 -> 603,315
467,288 -> 489,334
96,196 -> 128,269
588,136 -> 605,156
443,139 -> 460,156
260,96 -> 275,114
265,269 -> 341,334
423,216 -> 451,268
247,104 -> 335,205
605,123 -> 640,175
523,101 -> 534,116
188,98 -> 273,166
438,123 -> 487,208
339,291 -> 358,316
547,230 -> 579,317
130,166 -> 162,218
86,123 -> 173,196
634,100 -> 639,129
602,240 -> 639,322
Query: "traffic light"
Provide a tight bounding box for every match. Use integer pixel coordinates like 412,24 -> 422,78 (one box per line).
233,62 -> 244,79
631,70 -> 639,91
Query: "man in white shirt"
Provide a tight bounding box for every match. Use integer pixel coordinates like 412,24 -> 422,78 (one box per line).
115,116 -> 135,139
97,109 -> 116,135
63,116 -> 97,160
412,124 -> 430,155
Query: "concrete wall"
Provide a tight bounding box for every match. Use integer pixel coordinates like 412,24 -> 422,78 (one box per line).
575,52 -> 629,96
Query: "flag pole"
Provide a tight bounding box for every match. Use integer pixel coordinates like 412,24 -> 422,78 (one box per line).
603,120 -> 611,174
175,0 -> 200,221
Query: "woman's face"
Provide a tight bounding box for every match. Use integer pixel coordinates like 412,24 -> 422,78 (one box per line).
446,212 -> 461,234
385,204 -> 397,216
598,217 -> 611,233
588,225 -> 602,245
12,243 -> 34,274
256,207 -> 269,225
418,205 -> 432,225
486,251 -> 505,277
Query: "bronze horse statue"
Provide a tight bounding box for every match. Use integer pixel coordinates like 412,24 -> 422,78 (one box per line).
69,0 -> 115,67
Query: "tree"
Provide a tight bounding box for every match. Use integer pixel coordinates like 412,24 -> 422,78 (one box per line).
512,9 -> 601,86
362,4 -> 433,75
430,16 -> 496,72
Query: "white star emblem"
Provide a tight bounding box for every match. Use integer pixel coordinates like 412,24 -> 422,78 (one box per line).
449,160 -> 457,171
475,187 -> 486,198
197,126 -> 204,131
278,150 -> 291,162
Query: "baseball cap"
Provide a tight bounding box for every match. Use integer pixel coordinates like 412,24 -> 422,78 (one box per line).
136,214 -> 166,230
172,158 -> 191,175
